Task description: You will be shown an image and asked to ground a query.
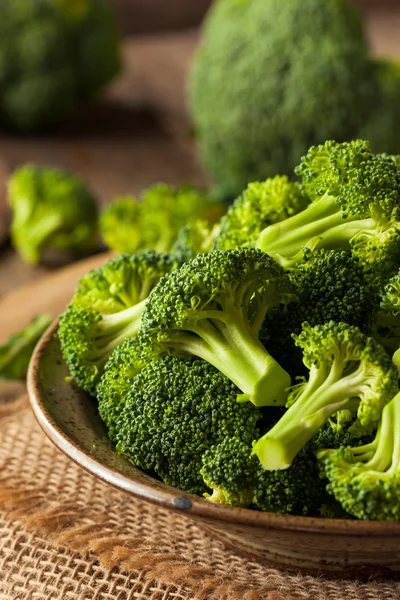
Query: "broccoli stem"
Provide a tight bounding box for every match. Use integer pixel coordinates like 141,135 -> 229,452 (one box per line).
13,213 -> 64,264
393,348 -> 400,369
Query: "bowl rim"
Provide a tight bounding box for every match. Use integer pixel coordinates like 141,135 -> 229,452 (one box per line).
27,319 -> 400,537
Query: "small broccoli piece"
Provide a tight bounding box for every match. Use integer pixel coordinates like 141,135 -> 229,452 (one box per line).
375,271 -> 400,367
257,141 -> 400,273
253,321 -> 398,471
140,249 -> 295,407
113,357 -> 262,495
8,165 -> 98,265
172,220 -> 220,264
261,250 -> 381,377
0,0 -> 120,132
318,390 -> 400,520
59,251 -> 177,394
100,184 -> 224,254
213,176 -> 309,251
0,314 -> 52,381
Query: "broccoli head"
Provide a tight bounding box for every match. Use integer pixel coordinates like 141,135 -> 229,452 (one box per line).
213,176 -> 309,251
0,315 -> 52,381
0,0 -> 120,132
113,357 -> 262,495
140,248 -> 295,407
258,140 -> 400,273
172,220 -> 220,264
375,270 -> 400,368
100,184 -> 224,254
189,0 -> 384,199
8,165 -> 99,265
318,390 -> 400,520
254,321 -> 398,471
59,251 -> 177,394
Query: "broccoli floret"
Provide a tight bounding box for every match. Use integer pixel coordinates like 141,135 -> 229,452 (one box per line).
257,141 -> 400,273
140,249 -> 295,407
375,271 -> 400,367
261,250 -> 381,377
318,390 -> 400,520
59,251 -> 177,394
213,176 -> 309,251
188,0 -> 386,199
0,315 -> 52,381
100,184 -> 224,254
253,321 -> 398,471
0,0 -> 120,132
172,220 -> 220,264
8,165 -> 98,265
113,357 -> 262,495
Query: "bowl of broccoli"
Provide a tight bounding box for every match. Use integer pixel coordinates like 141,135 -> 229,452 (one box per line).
27,140 -> 400,577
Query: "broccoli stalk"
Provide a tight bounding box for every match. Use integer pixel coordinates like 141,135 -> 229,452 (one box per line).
318,390 -> 400,520
140,249 -> 294,407
257,141 -> 400,273
253,321 -> 398,470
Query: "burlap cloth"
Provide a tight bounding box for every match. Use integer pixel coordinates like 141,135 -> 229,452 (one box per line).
1,390 -> 400,600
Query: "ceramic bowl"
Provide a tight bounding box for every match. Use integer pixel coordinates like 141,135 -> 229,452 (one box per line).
28,321 -> 400,579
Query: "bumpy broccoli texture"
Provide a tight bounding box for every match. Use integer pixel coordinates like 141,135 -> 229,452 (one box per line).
0,0 -> 120,132
8,165 -> 99,265
100,184 -> 224,255
189,0 -> 400,198
0,315 -> 52,380
59,251 -> 177,394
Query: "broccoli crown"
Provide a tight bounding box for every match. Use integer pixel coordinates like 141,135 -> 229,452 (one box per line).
375,270 -> 400,369
258,141 -> 400,273
172,220 -> 220,264
253,321 -> 398,471
97,336 -> 146,439
318,391 -> 400,520
8,165 -> 98,265
261,250 -> 380,377
188,0 -> 384,198
0,314 -> 52,381
58,251 -> 176,394
114,356 -> 262,495
140,248 -> 294,407
100,184 -> 224,254
0,0 -> 120,132
213,176 -> 309,251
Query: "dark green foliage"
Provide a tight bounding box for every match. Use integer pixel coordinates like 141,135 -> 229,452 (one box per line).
0,0 -> 120,132
114,357 -> 262,495
0,315 -> 52,380
8,165 -> 98,265
189,0 -> 388,198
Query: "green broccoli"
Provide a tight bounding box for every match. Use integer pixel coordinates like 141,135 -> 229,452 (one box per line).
100,184 -> 224,254
213,176 -> 309,251
113,357 -> 262,495
188,0 -> 388,199
261,250 -> 381,377
0,315 -> 52,380
253,321 -> 398,471
318,390 -> 400,520
257,140 -> 400,272
59,251 -> 177,394
375,271 -> 400,368
8,165 -> 99,265
0,0 -> 120,132
139,249 -> 295,407
172,220 -> 220,264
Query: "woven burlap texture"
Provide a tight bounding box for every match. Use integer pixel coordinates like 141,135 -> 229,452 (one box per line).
1,396 -> 400,600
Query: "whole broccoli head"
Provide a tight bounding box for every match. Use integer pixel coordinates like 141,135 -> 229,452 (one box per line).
318,390 -> 400,520
0,0 -> 120,132
113,356 -> 262,495
189,0 -> 387,199
8,165 -> 99,265
0,315 -> 52,381
213,176 -> 309,251
140,248 -> 295,407
59,251 -> 177,394
254,321 -> 399,471
100,184 -> 225,255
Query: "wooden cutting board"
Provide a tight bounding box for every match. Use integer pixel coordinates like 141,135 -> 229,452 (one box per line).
0,252 -> 112,342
